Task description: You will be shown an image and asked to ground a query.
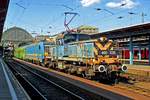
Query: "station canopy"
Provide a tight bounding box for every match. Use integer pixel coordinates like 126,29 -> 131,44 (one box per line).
0,0 -> 10,40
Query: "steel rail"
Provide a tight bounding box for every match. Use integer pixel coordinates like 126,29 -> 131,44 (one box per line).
9,61 -> 85,100
6,62 -> 47,100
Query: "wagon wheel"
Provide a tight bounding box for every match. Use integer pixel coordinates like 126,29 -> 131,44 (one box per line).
67,68 -> 71,75
81,71 -> 86,78
37,61 -> 40,66
48,63 -> 53,69
81,71 -> 91,79
53,63 -> 57,69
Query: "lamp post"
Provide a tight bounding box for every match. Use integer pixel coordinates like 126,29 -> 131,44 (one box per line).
141,12 -> 147,23
95,8 -> 114,15
32,31 -> 38,42
48,26 -> 52,35
128,12 -> 147,24
128,12 -> 136,25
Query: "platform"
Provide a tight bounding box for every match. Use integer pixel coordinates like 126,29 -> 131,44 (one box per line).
127,64 -> 150,70
120,59 -> 149,65
125,64 -> 150,79
14,58 -> 150,100
0,58 -> 30,100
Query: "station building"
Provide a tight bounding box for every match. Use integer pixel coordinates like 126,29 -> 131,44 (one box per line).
1,27 -> 33,47
35,35 -> 51,41
91,22 -> 150,65
72,25 -> 99,35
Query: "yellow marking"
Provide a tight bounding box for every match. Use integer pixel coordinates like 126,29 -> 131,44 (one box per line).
104,40 -> 112,50
93,47 -> 98,55
95,41 -> 105,50
44,52 -> 48,56
95,40 -> 112,51
104,55 -> 109,58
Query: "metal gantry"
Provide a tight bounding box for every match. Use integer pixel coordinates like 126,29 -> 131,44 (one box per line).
64,12 -> 79,32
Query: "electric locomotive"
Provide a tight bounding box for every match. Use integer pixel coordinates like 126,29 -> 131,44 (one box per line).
49,33 -> 127,82
14,32 -> 127,83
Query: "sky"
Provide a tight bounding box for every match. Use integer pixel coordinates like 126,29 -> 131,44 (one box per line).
4,0 -> 150,36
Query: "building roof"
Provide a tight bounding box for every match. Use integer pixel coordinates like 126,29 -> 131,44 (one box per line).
91,22 -> 150,39
78,25 -> 98,30
102,22 -> 150,33
2,27 -> 33,42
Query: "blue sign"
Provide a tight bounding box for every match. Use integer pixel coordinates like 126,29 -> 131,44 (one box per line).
99,50 -> 117,56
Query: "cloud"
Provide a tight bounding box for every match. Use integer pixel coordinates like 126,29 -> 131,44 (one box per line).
106,0 -> 138,9
80,0 -> 101,7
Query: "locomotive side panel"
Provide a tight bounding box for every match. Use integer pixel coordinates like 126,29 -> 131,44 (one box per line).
25,42 -> 45,63
63,42 -> 94,62
51,46 -> 57,60
14,47 -> 25,60
82,42 -> 94,58
36,42 -> 45,63
57,45 -> 65,60
68,44 -> 77,58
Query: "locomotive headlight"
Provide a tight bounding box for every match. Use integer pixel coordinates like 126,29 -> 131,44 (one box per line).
98,65 -> 106,72
121,65 -> 127,72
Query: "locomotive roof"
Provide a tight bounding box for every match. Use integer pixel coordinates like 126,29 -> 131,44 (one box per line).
17,41 -> 52,49
63,33 -> 91,43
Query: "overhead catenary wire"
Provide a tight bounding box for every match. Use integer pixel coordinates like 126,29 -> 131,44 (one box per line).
6,0 -> 150,35
8,1 -> 28,27
15,3 -> 27,25
15,3 -> 26,9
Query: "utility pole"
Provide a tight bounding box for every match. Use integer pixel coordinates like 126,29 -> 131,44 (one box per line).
128,12 -> 136,25
141,12 -> 147,23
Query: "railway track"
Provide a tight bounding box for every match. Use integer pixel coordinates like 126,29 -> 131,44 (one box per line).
7,58 -> 150,100
6,60 -> 108,100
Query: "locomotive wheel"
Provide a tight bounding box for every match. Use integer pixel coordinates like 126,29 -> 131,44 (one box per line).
52,63 -> 57,69
40,63 -> 45,67
48,63 -> 53,68
67,70 -> 71,74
